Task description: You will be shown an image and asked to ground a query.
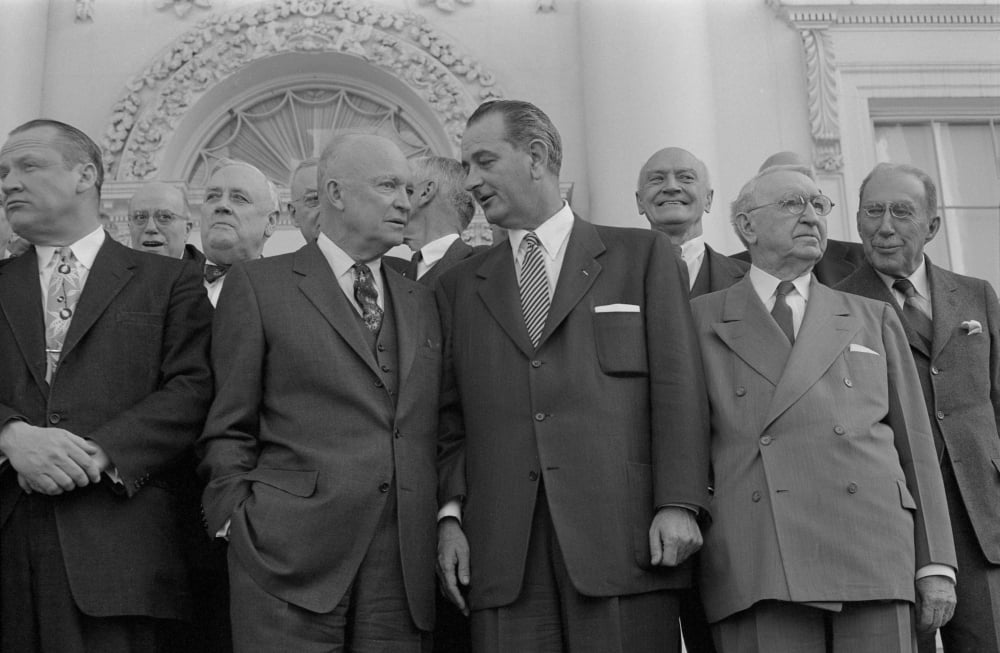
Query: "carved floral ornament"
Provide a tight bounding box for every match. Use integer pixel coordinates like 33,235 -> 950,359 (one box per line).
101,0 -> 504,181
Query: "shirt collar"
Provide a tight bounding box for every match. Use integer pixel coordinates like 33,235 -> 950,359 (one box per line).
316,233 -> 383,280
420,233 -> 461,267
508,202 -> 574,260
748,264 -> 812,305
36,226 -> 106,273
875,257 -> 930,299
680,235 -> 705,263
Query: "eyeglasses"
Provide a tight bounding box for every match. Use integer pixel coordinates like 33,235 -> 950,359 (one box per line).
289,191 -> 320,210
860,202 -> 917,220
128,210 -> 185,226
744,194 -> 834,217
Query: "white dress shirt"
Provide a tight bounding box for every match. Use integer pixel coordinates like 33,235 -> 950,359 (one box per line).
748,265 -> 810,337
875,258 -> 933,319
680,236 -> 708,291
36,226 -> 105,300
415,233 -> 461,280
317,233 -> 385,314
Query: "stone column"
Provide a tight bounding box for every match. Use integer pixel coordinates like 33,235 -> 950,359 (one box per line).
0,0 -> 50,137
577,0 -> 736,250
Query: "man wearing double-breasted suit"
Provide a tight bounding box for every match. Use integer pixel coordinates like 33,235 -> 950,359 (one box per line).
691,164 -> 957,652
436,100 -> 710,653
837,162 -> 1000,653
198,133 -> 441,651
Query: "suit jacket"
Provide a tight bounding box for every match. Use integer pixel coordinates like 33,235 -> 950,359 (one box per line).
837,260 -> 1000,563
385,238 -> 487,287
691,277 -> 956,622
437,219 -> 710,610
0,238 -> 213,620
197,242 -> 441,628
690,245 -> 748,299
183,243 -> 207,268
732,239 -> 864,286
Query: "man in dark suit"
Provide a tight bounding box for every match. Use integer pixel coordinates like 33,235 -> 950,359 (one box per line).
0,119 -> 213,651
198,133 -> 441,651
385,155 -> 483,287
436,100 -> 710,653
636,147 -> 747,300
693,163 -> 956,652
732,152 -> 865,286
199,159 -> 278,306
837,162 -> 1000,653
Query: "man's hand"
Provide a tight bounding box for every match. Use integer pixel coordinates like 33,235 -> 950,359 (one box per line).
915,575 -> 956,633
649,506 -> 702,567
0,421 -> 101,495
437,517 -> 470,615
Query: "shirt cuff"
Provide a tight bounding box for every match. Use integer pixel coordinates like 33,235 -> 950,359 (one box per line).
437,498 -> 462,523
916,564 -> 956,584
216,519 -> 231,540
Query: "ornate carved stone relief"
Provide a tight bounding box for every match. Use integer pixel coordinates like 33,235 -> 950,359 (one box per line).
418,0 -> 473,13
155,0 -> 215,18
101,0 -> 504,182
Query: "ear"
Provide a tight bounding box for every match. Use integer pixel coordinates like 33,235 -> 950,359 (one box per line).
325,178 -> 345,211
635,191 -> 646,217
527,139 -> 549,180
263,210 -> 278,238
184,221 -> 193,236
734,212 -> 756,245
925,214 -> 941,244
704,189 -> 714,214
75,162 -> 99,193
417,180 -> 436,208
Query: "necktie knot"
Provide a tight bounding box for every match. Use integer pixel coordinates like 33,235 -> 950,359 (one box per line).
892,278 -> 917,299
353,263 -> 384,333
775,280 -> 795,298
204,263 -> 230,284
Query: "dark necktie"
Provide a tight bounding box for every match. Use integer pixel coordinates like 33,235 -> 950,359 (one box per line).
893,278 -> 933,346
771,280 -> 796,344
204,263 -> 230,284
353,263 -> 383,333
406,250 -> 423,280
44,247 -> 83,382
519,232 -> 550,347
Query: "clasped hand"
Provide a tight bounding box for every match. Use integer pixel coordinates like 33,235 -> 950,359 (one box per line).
0,421 -> 105,495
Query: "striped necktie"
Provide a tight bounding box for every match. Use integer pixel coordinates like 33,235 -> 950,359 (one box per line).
893,278 -> 933,346
519,232 -> 550,348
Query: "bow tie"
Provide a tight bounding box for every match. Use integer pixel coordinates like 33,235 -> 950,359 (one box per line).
204,263 -> 230,284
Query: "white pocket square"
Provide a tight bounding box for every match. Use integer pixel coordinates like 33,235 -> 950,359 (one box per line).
962,320 -> 983,335
595,304 -> 640,313
849,344 -> 879,355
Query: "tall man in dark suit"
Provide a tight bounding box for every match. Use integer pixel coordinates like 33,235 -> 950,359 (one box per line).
198,133 -> 441,651
436,100 -> 710,653
385,155 -> 482,287
127,181 -> 205,264
692,163 -> 956,652
0,119 -> 213,651
837,162 -> 1000,653
636,147 -> 747,299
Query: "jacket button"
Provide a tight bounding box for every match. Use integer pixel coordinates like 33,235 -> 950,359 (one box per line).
534,412 -> 546,422
751,490 -> 762,502
844,378 -> 853,387
528,471 -> 538,482
379,482 -> 390,493
759,435 -> 772,446
381,364 -> 391,373
374,379 -> 384,388
49,413 -> 61,424
847,482 -> 858,494
931,366 -> 940,375
735,386 -> 746,397
377,343 -> 386,352
833,425 -> 845,435
936,411 -> 945,420
394,428 -> 401,439
531,360 -> 542,368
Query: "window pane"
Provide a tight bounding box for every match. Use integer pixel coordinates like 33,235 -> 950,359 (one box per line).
874,123 -> 940,198
949,207 -> 1000,293
937,123 -> 1000,208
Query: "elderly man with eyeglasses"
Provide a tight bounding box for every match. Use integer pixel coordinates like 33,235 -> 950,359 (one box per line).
287,158 -> 321,243
838,162 -> 1000,653
689,163 -> 956,653
127,181 -> 204,264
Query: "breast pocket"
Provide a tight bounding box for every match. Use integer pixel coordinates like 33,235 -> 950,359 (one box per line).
593,311 -> 648,376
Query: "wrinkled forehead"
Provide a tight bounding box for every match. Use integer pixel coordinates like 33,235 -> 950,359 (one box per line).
208,164 -> 270,197
640,149 -> 706,180
755,169 -> 817,201
130,185 -> 187,215
0,127 -> 67,163
860,169 -> 926,205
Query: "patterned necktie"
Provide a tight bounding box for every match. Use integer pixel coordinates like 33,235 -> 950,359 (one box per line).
44,247 -> 83,382
204,263 -> 230,284
893,278 -> 933,346
353,263 -> 383,333
406,250 -> 423,280
771,280 -> 796,344
519,232 -> 550,347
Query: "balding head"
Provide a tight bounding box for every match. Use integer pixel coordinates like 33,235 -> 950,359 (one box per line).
200,159 -> 279,265
128,182 -> 192,258
759,151 -> 809,172
635,147 -> 713,244
318,134 -> 412,261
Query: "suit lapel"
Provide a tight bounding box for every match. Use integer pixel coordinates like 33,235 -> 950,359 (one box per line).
539,219 -> 602,347
927,262 -> 959,361
849,262 -> 930,358
710,277 -> 790,387
476,244 -> 537,358
0,249 -> 49,393
60,239 -> 134,362
763,281 -> 858,430
295,243 -> 380,375
385,267 -> 419,388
